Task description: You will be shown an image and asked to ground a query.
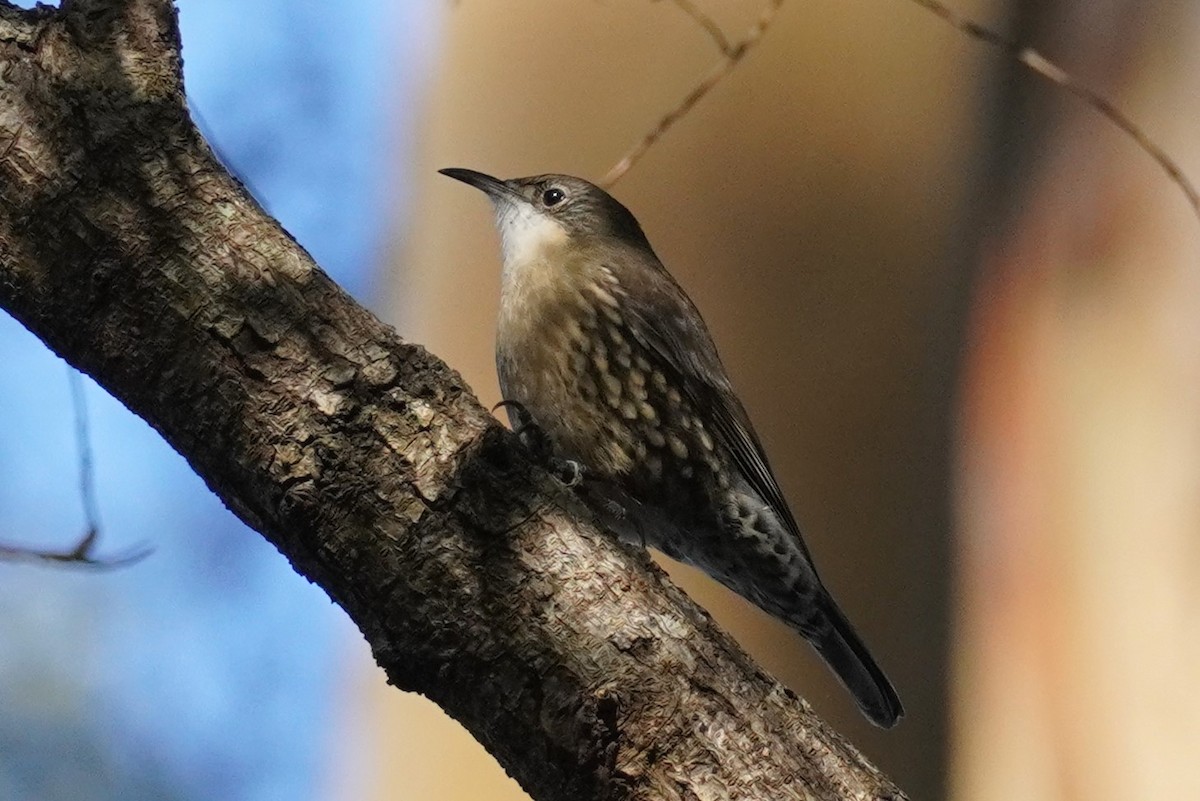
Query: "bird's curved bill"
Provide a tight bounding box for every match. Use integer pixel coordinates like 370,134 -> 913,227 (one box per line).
438,168 -> 520,202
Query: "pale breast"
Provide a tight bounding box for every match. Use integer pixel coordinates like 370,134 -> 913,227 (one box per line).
495,250 -> 638,476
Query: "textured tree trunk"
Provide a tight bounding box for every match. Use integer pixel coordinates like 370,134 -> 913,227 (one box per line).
0,2 -> 902,799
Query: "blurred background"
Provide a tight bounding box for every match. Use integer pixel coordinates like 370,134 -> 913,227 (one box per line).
1,1 -> 1197,800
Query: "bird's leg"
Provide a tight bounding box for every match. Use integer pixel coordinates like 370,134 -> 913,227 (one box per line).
493,399 -> 549,454
493,399 -> 585,488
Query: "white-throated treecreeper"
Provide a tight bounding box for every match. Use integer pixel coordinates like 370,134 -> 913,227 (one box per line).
441,168 -> 902,728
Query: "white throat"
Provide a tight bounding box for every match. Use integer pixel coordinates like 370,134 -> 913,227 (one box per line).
493,201 -> 569,276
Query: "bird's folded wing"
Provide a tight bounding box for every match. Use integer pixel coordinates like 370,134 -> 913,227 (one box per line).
614,257 -> 815,565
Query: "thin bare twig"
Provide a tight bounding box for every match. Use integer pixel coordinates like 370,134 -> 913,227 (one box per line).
903,0 -> 1200,223
0,526 -> 152,569
603,0 -> 785,187
668,0 -> 732,56
0,371 -> 151,570
70,369 -> 102,535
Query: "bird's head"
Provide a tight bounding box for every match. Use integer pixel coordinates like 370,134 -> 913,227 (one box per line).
439,168 -> 651,268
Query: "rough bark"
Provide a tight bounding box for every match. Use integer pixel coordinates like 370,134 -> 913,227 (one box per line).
0,2 -> 904,799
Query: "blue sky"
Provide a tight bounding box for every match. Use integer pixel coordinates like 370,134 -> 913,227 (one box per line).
0,2 -> 428,798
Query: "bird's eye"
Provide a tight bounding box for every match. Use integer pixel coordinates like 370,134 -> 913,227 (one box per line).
542,187 -> 565,207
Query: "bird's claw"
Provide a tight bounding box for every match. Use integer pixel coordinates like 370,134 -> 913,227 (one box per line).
495,399 -> 585,488
494,399 -> 552,460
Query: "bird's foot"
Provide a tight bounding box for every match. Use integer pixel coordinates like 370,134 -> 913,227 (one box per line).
493,399 -> 551,457
549,457 -> 586,488
493,399 -> 586,488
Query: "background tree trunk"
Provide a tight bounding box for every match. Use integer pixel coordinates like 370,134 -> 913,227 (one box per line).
954,3 -> 1200,799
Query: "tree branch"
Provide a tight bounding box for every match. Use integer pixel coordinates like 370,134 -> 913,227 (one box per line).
0,2 -> 902,799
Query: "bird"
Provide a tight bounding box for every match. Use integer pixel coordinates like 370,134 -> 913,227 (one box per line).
439,167 -> 903,728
